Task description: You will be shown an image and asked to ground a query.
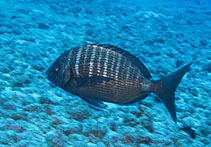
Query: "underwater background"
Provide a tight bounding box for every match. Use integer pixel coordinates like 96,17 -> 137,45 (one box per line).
0,0 -> 210,146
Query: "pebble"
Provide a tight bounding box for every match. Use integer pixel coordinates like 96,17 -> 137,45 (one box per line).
67,105 -> 91,121
87,142 -> 97,147
23,103 -> 42,112
140,117 -> 154,133
58,120 -> 83,136
204,62 -> 211,73
123,113 -> 138,127
5,118 -> 25,133
39,94 -> 61,105
37,22 -> 50,29
69,6 -> 82,13
108,120 -> 117,131
46,131 -> 68,147
68,133 -> 86,142
2,101 -> 18,111
200,126 -> 211,137
86,125 -> 107,139
104,131 -> 122,144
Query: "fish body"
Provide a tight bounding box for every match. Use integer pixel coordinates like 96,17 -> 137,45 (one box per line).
46,44 -> 192,123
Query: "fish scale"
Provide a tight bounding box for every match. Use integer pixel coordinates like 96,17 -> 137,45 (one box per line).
70,45 -> 144,100
69,45 -> 142,102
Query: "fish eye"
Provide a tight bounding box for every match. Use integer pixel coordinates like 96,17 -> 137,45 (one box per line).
55,67 -> 59,72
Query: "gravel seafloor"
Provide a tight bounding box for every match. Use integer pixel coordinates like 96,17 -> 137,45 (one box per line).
0,0 -> 210,146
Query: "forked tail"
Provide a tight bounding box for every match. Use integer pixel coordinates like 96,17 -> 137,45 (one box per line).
153,62 -> 192,123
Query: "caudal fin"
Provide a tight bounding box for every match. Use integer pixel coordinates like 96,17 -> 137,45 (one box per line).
153,62 -> 192,123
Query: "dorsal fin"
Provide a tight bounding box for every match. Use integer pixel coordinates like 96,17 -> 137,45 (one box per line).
97,44 -> 152,79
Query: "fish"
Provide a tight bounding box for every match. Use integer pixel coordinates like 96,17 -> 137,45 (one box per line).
46,44 -> 192,123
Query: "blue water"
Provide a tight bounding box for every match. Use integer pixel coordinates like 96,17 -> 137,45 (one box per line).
0,0 -> 210,146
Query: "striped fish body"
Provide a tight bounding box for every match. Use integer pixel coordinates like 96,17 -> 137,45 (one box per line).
68,44 -> 152,105
47,44 -> 152,105
46,44 -> 192,123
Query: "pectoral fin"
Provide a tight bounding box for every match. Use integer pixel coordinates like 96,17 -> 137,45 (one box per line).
81,97 -> 107,110
75,76 -> 115,88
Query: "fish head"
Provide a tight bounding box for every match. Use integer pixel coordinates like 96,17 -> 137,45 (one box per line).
46,50 -> 72,87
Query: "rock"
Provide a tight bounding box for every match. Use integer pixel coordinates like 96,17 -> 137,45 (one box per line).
46,131 -> 68,147
108,120 -> 117,131
12,75 -> 30,87
15,140 -> 29,147
137,144 -> 151,147
200,39 -> 208,46
119,126 -> 136,145
67,105 -> 91,121
123,113 -> 138,127
200,138 -> 210,145
205,118 -> 211,126
39,94 -> 61,105
140,117 -> 154,133
12,29 -> 22,35
97,117 -> 106,123
2,100 -> 18,111
88,126 -> 107,139
176,59 -> 185,68
23,103 -> 42,112
68,133 -> 86,142
136,136 -> 152,145
68,134 -> 88,146
5,119 -> 25,133
0,66 -> 10,73
200,126 -> 211,137
58,120 -> 83,136
10,110 -> 28,121
154,38 -> 165,44
85,9 -> 93,15
0,130 -> 17,145
172,132 -> 192,145
69,6 -> 82,13
37,22 -> 50,29
84,121 -> 107,139
43,104 -> 57,115
86,29 -> 94,36
15,139 -> 45,147
204,62 -> 211,73
87,142 -> 97,147
104,131 -> 122,144
31,62 -> 45,71
96,142 -> 106,147
130,108 -> 144,118
39,96 -> 50,104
